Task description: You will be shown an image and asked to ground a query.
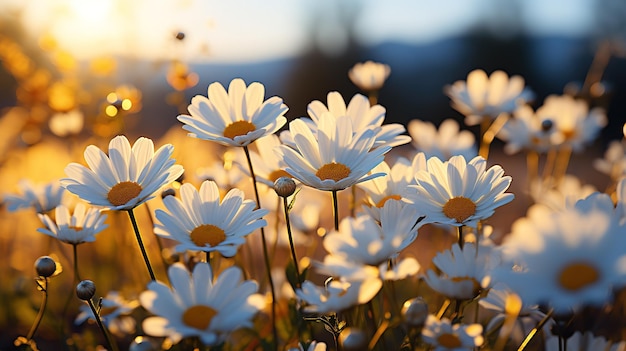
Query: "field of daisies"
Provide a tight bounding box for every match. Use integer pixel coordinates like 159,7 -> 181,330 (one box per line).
3,58 -> 626,351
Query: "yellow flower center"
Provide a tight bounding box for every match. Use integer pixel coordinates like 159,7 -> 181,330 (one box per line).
181,305 -> 217,330
558,262 -> 599,291
223,120 -> 256,139
316,162 -> 351,182
442,196 -> 476,223
437,333 -> 462,348
190,224 -> 226,247
376,194 -> 402,208
107,181 -> 142,207
268,169 -> 292,183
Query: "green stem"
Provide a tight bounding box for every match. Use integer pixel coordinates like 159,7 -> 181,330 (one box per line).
243,145 -> 278,350
458,226 -> 464,250
332,190 -> 339,231
127,209 -> 156,281
517,309 -> 553,351
283,196 -> 301,288
87,298 -> 119,351
73,244 -> 82,282
26,278 -> 48,341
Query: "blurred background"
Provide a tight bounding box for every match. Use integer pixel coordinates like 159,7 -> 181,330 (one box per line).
1,0 -> 626,142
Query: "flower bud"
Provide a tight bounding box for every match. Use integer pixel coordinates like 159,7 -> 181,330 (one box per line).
35,256 -> 57,278
76,280 -> 96,300
339,327 -> 367,351
274,176 -> 296,197
401,297 -> 429,328
161,188 -> 176,199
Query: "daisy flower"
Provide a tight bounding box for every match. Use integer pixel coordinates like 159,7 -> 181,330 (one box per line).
407,155 -> 514,228
497,104 -> 555,154
530,175 -> 597,211
236,134 -> 292,187
140,262 -> 265,345
421,315 -> 484,351
62,135 -> 184,211
348,60 -> 391,92
594,140 -> 626,180
177,78 -> 288,147
296,277 -> 382,314
154,180 -> 268,257
282,91 -> 410,149
75,291 -> 139,336
495,194 -> 626,314
275,113 -> 390,191
407,119 -> 477,160
37,203 -> 108,245
445,69 -> 533,126
4,179 -> 65,213
538,94 -> 607,151
424,243 -> 495,299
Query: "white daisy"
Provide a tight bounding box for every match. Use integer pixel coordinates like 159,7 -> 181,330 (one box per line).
140,262 -> 265,345
424,243 -> 495,300
407,119 -> 477,160
49,109 -> 84,137
282,91 -> 410,149
545,331 -> 626,351
75,291 -> 139,336
445,69 -> 533,126
594,140 -> 626,180
275,113 -> 390,191
296,277 -> 382,314
616,177 -> 626,224
62,135 -> 184,211
497,104 -> 556,154
538,94 -> 607,151
348,60 -> 391,92
236,134 -> 292,187
37,203 -> 108,245
177,78 -> 288,147
154,180 -> 268,257
530,175 -> 597,211
495,194 -> 626,314
421,315 -> 484,351
379,257 -> 420,281
4,179 -> 65,213
407,155 -> 514,227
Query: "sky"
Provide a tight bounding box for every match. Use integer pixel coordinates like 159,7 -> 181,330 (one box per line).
2,0 -> 600,63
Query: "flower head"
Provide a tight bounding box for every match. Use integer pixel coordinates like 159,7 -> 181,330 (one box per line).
275,114 -> 390,191
445,69 -> 533,126
407,155 -> 514,227
421,315 -> 484,351
154,180 -> 268,257
4,179 -> 65,213
296,278 -> 382,314
75,291 -> 139,336
62,135 -> 184,211
37,203 -> 108,245
408,119 -> 477,160
348,60 -> 391,92
497,104 -> 556,154
178,78 -> 288,147
140,262 -> 265,345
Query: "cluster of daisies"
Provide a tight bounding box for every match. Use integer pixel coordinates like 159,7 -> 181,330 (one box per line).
7,61 -> 626,351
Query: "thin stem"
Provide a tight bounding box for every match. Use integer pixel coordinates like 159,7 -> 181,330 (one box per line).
457,226 -> 464,250
73,244 -> 82,282
553,146 -> 572,185
243,145 -> 278,350
127,209 -> 156,281
526,150 -> 539,191
26,278 -> 48,341
331,190 -> 339,231
145,203 -> 170,273
87,298 -> 119,351
283,196 -> 302,289
517,309 -> 553,351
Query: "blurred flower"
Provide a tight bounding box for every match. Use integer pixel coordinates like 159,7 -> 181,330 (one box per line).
62,135 -> 184,210
288,341 -> 327,351
275,114 -> 390,191
425,243 -> 495,299
594,140 -> 626,179
530,175 -> 597,211
236,134 -> 291,187
407,155 -> 514,227
495,194 -> 626,314
75,291 -> 139,336
537,95 -> 606,151
445,69 -> 533,126
140,262 -> 265,345
178,78 -> 288,147
544,331 -> 626,351
49,109 -> 84,137
497,105 -> 556,154
379,257 -> 420,281
194,150 -> 246,191
166,61 -> 199,91
421,315 -> 484,351
408,119 -> 477,160
4,179 -> 65,213
283,91 -> 410,149
154,180 -> 268,257
348,60 -> 391,92
37,203 -> 107,245
296,277 -> 382,313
